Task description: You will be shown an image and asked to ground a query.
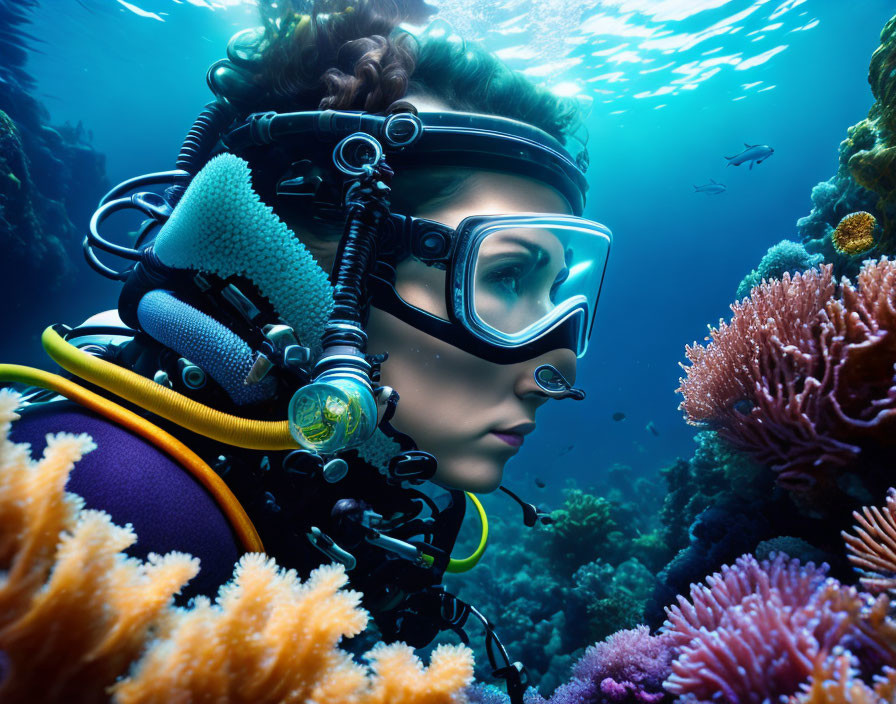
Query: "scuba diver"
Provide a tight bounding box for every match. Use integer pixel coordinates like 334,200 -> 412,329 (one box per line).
0,1 -> 610,700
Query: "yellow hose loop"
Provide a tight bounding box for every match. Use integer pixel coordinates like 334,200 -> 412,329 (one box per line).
0,363 -> 263,553
422,491 -> 489,573
41,326 -> 299,451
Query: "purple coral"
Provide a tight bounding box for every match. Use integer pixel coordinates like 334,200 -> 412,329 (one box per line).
528,627 -> 673,704
662,553 -> 829,647
677,259 -> 896,488
665,591 -> 825,702
661,553 -> 896,703
572,627 -> 673,702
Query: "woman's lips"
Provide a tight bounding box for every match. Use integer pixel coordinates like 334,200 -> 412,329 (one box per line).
491,431 -> 525,447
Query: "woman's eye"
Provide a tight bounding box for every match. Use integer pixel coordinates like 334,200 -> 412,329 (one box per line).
486,266 -> 523,295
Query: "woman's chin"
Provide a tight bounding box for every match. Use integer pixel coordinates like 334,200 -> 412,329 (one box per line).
432,455 -> 505,493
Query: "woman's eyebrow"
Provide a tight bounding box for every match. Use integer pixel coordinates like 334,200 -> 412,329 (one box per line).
483,235 -> 556,268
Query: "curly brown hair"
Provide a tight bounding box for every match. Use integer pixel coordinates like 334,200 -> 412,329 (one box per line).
244,0 -> 578,143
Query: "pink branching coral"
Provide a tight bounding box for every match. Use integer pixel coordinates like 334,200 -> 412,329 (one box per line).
0,388 -> 475,703
677,258 -> 896,488
843,488 -> 896,596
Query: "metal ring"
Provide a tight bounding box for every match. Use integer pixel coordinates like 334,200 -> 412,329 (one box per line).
332,133 -> 383,176
382,112 -> 423,149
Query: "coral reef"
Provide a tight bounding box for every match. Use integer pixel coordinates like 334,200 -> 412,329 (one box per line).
0,388 -> 474,703
736,239 -> 823,301
437,482 -> 667,696
494,548 -> 896,704
797,16 -> 896,274
832,212 -> 878,256
678,259 -> 896,505
642,430 -> 826,623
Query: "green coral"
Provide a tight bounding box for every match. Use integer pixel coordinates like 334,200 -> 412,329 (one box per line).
569,558 -> 656,644
541,489 -> 616,570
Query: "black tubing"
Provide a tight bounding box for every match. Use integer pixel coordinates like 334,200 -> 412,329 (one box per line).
165,101 -> 237,206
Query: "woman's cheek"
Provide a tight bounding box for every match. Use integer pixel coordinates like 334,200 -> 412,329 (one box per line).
365,308 -> 510,493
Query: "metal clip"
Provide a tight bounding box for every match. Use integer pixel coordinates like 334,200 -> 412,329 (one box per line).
244,353 -> 273,385
307,527 -> 357,570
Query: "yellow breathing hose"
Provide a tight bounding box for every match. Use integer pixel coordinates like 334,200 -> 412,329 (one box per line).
0,325 -> 488,572
41,325 -> 298,451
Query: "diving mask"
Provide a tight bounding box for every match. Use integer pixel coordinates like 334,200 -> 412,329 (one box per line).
369,212 -> 612,363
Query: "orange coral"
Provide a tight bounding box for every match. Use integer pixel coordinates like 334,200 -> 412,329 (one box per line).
0,388 -> 199,703
112,555 -> 474,704
794,653 -> 896,704
843,489 -> 896,596
0,388 -> 476,703
832,211 -> 877,255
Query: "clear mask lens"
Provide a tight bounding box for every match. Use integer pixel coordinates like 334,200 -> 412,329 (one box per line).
467,220 -> 610,351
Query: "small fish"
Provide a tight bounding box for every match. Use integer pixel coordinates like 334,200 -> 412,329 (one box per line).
534,477 -> 546,489
646,421 -> 659,436
7,172 -> 21,189
557,444 -> 574,457
694,178 -> 726,195
726,143 -> 774,170
612,412 -> 625,421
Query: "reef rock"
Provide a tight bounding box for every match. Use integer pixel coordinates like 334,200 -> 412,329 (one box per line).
0,1 -> 109,310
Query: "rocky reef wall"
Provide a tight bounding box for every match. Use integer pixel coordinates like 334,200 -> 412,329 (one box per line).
0,0 -> 110,356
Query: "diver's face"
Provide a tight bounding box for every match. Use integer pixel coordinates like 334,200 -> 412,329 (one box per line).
365,171 -> 576,493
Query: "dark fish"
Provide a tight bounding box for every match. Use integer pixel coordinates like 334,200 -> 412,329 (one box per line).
534,477 -> 546,489
646,421 -> 659,436
612,412 -> 625,421
733,399 -> 754,415
557,444 -> 574,457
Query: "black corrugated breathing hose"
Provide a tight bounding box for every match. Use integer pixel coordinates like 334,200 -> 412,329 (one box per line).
164,100 -> 237,207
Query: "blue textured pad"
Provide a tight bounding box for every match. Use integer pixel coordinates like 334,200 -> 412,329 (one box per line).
137,289 -> 275,405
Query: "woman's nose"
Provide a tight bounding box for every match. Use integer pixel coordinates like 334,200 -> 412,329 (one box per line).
513,348 -> 578,401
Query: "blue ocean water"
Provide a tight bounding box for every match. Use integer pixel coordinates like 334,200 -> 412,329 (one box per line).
15,0 -> 896,498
